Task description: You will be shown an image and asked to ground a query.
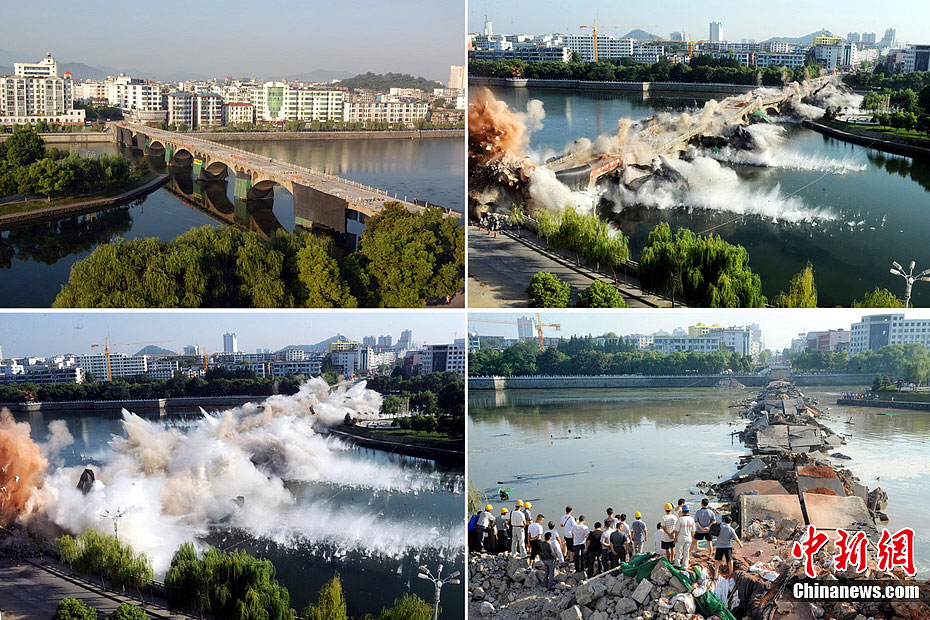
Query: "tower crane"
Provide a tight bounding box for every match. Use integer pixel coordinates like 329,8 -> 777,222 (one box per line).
579,19 -> 657,63
468,313 -> 561,351
90,337 -> 171,382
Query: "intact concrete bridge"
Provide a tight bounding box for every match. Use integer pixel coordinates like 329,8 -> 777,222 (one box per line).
116,123 -> 454,234
545,78 -> 828,189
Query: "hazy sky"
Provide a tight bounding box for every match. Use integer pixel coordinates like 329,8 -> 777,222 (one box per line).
468,0 -> 924,44
2,0 -> 463,81
0,312 -> 464,358
469,309 -> 930,352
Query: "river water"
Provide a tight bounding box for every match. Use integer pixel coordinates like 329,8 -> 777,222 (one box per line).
468,385 -> 930,576
21,408 -> 465,619
480,85 -> 930,307
0,136 -> 463,307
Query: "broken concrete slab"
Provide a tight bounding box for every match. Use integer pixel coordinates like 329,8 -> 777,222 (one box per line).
722,456 -> 767,482
732,479 -> 790,497
741,493 -> 805,531
632,578 -> 653,604
802,493 -> 875,533
797,475 -> 847,497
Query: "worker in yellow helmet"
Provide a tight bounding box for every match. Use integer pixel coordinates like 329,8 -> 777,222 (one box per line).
476,503 -> 495,553
509,499 -> 527,559
661,503 -> 678,563
496,508 -> 510,553
631,511 -> 647,556
522,502 -> 533,549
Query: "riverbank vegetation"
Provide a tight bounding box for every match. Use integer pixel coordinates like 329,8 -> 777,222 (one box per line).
56,530 -> 153,598
52,203 -> 463,308
0,127 -> 144,211
336,72 -> 444,92
366,371 -> 464,439
469,337 -> 754,377
0,368 -> 312,402
789,343 -> 930,386
469,55 -> 821,85
304,575 -> 433,620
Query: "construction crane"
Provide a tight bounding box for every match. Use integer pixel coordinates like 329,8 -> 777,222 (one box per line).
90,336 -> 171,382
579,19 -> 657,63
468,313 -> 561,351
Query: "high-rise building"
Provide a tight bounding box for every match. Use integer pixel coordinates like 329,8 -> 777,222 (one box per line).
861,32 -> 877,45
183,345 -> 201,355
709,22 -> 723,43
377,335 -> 393,347
0,53 -> 85,126
398,329 -> 413,349
516,316 -> 537,341
670,31 -> 685,42
420,339 -> 466,376
448,65 -> 465,90
849,314 -> 930,355
483,15 -> 494,37
847,32 -> 861,43
905,45 -> 930,73
223,332 -> 238,354
879,28 -> 896,47
362,336 -> 377,347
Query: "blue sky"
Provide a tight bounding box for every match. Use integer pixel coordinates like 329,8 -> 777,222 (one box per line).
2,0 -> 463,81
469,0 -> 925,44
0,312 -> 464,358
468,309 -> 930,352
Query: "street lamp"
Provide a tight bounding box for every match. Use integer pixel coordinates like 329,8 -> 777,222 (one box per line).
889,260 -> 930,308
417,563 -> 460,620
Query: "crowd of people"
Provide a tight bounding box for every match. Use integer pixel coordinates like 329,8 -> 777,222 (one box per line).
468,497 -> 743,590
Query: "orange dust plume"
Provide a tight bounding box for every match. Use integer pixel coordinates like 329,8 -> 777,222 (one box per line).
468,88 -> 530,164
0,409 -> 47,524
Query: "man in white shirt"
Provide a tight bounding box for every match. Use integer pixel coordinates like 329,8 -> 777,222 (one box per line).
476,504 -> 495,553
660,503 -> 678,563
510,500 -> 527,558
545,520 -> 565,563
673,504 -> 697,570
571,515 -> 590,573
673,498 -> 686,518
528,515 -> 545,561
560,506 -> 576,562
600,518 -> 616,570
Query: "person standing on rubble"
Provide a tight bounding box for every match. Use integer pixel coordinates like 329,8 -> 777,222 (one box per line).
509,500 -> 528,559
560,506 -> 576,563
527,514 -> 546,561
522,502 -> 533,548
540,531 -> 558,591
661,503 -> 678,563
496,508 -> 511,554
609,516 -> 630,568
585,521 -> 605,577
600,517 -> 616,570
476,504 -> 495,553
673,505 -> 697,570
617,513 -> 632,559
693,498 -> 717,556
655,522 -> 664,555
572,515 -> 589,573
630,512 -> 647,556
715,515 -> 743,575
545,520 -> 565,563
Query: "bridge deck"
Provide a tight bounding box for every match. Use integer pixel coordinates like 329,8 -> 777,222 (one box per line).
120,124 -> 452,218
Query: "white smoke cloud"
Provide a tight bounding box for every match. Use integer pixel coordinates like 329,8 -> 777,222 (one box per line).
26,378 -> 462,575
40,420 -> 74,467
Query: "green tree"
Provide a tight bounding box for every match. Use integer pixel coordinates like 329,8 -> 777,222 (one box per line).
380,593 -> 433,620
526,272 -> 571,307
852,287 -> 905,307
773,262 -> 818,307
575,280 -> 628,308
296,235 -> 357,308
108,603 -> 149,620
52,598 -> 98,620
302,575 -> 347,620
5,126 -> 46,166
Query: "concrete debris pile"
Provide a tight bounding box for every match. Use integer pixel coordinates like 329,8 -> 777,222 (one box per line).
470,551 -> 731,620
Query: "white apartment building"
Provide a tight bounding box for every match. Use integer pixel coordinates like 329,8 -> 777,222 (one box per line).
272,359 -> 323,377
223,332 -> 239,354
76,80 -> 108,101
225,102 -> 254,124
0,54 -> 85,126
251,82 -> 344,123
165,92 -> 193,127
849,314 -> 930,355
760,41 -> 791,54
516,316 -> 537,341
755,53 -> 807,69
105,75 -> 161,111
420,339 -> 466,376
904,44 -> 930,73
342,100 -> 428,124
564,36 -> 633,62
709,22 -> 723,42
633,44 -> 664,64
710,328 -> 752,357
622,334 -> 654,350
448,65 -> 465,89
651,335 -> 722,355
75,353 -> 148,380
195,93 -> 224,127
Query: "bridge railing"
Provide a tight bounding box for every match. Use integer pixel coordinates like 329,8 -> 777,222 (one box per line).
132,124 -> 437,210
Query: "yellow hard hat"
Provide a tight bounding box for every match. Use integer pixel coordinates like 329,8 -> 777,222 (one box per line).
635,511 -> 642,518
664,503 -> 673,511
485,504 -> 493,512
524,502 -> 532,509
501,507 -> 509,514
515,500 -> 524,507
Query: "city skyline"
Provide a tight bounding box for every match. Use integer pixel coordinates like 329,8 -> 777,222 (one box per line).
468,310 -> 930,351
0,312 -> 462,358
468,0 -> 924,44
2,0 -> 461,82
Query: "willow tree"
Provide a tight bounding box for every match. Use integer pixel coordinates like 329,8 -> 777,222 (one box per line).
773,263 -> 817,308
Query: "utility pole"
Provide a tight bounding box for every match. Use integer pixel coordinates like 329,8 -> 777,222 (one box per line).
417,563 -> 460,620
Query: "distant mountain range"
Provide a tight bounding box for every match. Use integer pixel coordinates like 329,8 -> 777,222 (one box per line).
135,345 -> 177,356
278,334 -> 351,353
761,29 -> 836,45
620,29 -> 661,40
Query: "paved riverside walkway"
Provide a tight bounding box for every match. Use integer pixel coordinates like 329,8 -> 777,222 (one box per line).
467,224 -> 675,308
0,558 -> 195,620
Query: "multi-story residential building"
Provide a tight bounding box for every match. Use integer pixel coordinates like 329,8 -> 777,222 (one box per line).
342,100 -> 429,125
516,316 -> 537,341
377,335 -> 393,347
277,349 -> 306,362
849,314 -> 930,355
688,323 -> 727,337
105,75 -> 161,111
709,22 -> 723,43
223,332 -> 239,354
183,345 -> 202,355
469,47 -> 573,63
76,80 -> 108,102
755,53 -> 807,69
362,336 -> 377,347
194,93 -> 224,127
75,353 -> 148,380
448,65 -> 465,89
271,358 -> 323,377
0,366 -> 85,385
805,329 -> 850,352
709,328 -> 752,357
148,360 -> 181,380
0,54 -> 85,126
622,334 -> 654,350
251,82 -> 344,123
398,330 -> 413,350
225,102 -> 254,124
760,41 -> 791,54
165,92 -> 194,127
904,45 -> 930,73
420,339 -> 466,376
632,44 -> 664,64
651,335 -> 721,355
564,35 -> 633,62
328,340 -> 360,352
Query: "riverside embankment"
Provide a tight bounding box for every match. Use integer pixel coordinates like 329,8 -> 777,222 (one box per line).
468,374 -> 874,390
469,76 -> 755,94
0,128 -> 462,144
804,119 -> 930,159
328,425 -> 464,465
0,395 -> 258,415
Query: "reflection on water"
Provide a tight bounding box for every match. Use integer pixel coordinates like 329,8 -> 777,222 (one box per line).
469,386 -> 930,576
25,410 -> 465,619
485,85 -> 930,306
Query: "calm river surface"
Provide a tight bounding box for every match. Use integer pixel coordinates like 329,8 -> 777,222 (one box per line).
468,385 -> 930,576
481,85 -> 930,306
1,136 -> 463,307
21,408 -> 465,619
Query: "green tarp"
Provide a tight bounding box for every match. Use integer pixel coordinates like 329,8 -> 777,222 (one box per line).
619,553 -> 737,620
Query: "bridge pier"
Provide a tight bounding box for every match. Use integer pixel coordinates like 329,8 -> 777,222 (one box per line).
233,173 -> 252,200
193,157 -> 203,177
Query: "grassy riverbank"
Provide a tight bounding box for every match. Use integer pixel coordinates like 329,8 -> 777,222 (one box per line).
338,423 -> 463,450
0,171 -> 157,218
822,118 -> 930,149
